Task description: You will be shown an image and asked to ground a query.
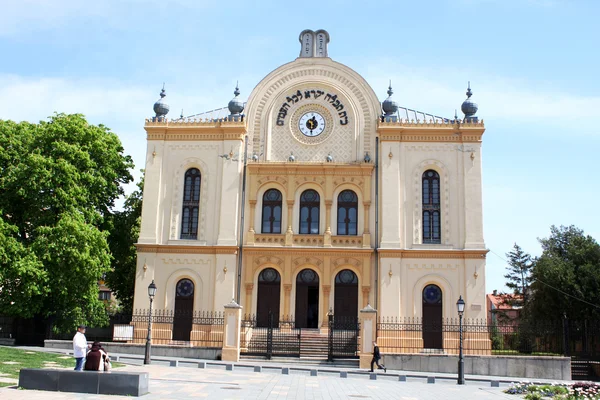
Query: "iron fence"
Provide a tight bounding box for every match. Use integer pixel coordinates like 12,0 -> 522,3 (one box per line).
328,315 -> 360,360
377,317 -> 569,356
48,310 -> 224,348
0,316 -> 14,339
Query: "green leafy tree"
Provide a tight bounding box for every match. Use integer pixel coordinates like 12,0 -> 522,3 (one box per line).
0,114 -> 133,332
104,175 -> 143,313
528,225 -> 600,321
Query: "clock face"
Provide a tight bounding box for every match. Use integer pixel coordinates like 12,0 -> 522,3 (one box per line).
298,112 -> 326,137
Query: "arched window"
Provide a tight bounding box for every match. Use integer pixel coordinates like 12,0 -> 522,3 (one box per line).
181,168 -> 201,240
262,189 -> 282,234
299,190 -> 320,234
337,190 -> 358,235
422,170 -> 441,244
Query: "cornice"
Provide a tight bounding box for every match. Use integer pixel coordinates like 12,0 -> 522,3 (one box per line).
378,249 -> 489,259
244,247 -> 373,257
136,244 -> 238,255
248,162 -> 374,176
377,121 -> 484,143
145,120 -> 246,141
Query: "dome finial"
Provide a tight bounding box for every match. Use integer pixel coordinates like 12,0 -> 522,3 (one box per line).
461,81 -> 478,121
153,83 -> 170,121
228,81 -> 244,117
382,80 -> 399,120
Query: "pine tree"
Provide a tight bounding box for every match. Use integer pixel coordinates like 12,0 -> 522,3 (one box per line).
504,243 -> 534,306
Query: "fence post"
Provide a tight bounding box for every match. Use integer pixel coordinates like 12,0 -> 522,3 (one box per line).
222,299 -> 243,362
328,311 -> 333,362
563,315 -> 570,357
359,304 -> 377,370
266,311 -> 273,360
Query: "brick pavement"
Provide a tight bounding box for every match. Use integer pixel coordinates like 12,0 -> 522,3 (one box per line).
0,363 -> 517,399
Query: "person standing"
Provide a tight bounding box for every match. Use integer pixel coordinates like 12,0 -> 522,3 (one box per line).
73,325 -> 87,371
370,341 -> 386,373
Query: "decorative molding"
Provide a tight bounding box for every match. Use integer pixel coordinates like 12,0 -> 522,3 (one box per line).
161,258 -> 211,265
378,249 -> 488,259
243,248 -> 372,257
170,156 -> 213,242
256,175 -> 289,187
413,160 -> 451,246
292,255 -> 323,267
407,263 -> 459,269
136,244 -> 238,255
247,62 -> 379,160
253,255 -> 284,266
283,284 -> 292,292
332,257 -> 362,267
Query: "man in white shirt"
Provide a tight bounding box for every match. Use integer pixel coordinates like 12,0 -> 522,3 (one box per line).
72,325 -> 88,371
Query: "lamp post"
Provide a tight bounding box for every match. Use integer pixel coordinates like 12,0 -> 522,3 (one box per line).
144,280 -> 157,365
456,295 -> 465,385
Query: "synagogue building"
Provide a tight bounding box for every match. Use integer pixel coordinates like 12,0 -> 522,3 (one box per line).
133,29 -> 487,350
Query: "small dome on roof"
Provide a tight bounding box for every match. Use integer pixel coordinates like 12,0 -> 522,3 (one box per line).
228,83 -> 244,115
382,82 -> 399,116
153,85 -> 170,118
461,83 -> 478,119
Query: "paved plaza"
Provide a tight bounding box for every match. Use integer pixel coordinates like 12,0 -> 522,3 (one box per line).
0,361 -> 521,400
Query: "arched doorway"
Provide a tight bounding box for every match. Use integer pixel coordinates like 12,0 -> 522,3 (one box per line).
334,269 -> 358,320
295,269 -> 319,328
422,284 -> 443,349
173,278 -> 194,341
256,268 -> 281,327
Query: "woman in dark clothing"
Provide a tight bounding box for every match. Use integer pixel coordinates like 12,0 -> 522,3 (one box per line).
84,341 -> 108,371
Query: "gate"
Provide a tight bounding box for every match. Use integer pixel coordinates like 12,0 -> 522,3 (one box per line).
240,312 -> 300,359
328,314 -> 360,361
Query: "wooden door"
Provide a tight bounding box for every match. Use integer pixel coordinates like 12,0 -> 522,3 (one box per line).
257,268 -> 281,327
173,279 -> 194,341
334,270 -> 358,320
422,284 -> 443,349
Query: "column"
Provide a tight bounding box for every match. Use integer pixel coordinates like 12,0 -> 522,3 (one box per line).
283,284 -> 292,316
244,283 -> 253,315
362,202 -> 371,248
324,200 -> 332,247
247,200 -> 256,244
285,200 -> 294,246
221,299 -> 243,362
322,285 -> 331,331
359,304 -> 378,369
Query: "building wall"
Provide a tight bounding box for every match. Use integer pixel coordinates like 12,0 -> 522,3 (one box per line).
134,50 -> 487,327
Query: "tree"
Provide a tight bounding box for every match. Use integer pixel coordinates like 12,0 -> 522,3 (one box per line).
0,114 -> 133,332
104,175 -> 143,313
528,225 -> 600,321
504,243 -> 534,305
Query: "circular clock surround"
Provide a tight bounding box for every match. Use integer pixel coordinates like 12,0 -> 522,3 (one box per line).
289,104 -> 334,145
298,111 -> 326,137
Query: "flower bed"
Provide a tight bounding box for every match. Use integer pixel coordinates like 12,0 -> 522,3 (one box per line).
504,381 -> 600,399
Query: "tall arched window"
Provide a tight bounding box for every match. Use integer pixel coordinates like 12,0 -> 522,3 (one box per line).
181,168 -> 201,240
337,190 -> 358,235
262,189 -> 282,234
422,170 -> 441,244
299,190 -> 320,234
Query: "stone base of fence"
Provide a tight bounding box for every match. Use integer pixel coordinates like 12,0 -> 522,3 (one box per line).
382,353 -> 571,380
44,340 -> 222,360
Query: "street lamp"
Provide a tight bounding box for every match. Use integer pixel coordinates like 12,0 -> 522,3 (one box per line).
144,280 -> 157,365
456,295 -> 465,385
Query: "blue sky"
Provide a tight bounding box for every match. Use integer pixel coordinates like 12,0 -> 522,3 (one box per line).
1,0 -> 599,294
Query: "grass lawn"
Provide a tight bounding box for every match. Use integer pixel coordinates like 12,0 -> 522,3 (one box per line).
0,346 -> 124,387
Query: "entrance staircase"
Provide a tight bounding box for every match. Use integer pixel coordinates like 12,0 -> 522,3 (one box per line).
240,328 -> 359,367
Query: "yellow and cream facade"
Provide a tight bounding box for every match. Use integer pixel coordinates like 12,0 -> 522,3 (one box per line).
134,30 -> 488,337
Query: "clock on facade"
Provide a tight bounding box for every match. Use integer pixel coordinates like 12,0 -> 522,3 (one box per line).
298,112 -> 326,137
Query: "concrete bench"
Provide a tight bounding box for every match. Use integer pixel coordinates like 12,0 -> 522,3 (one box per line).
18,369 -> 149,397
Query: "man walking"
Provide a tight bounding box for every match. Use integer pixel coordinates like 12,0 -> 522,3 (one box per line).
73,325 -> 87,371
370,341 -> 386,373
